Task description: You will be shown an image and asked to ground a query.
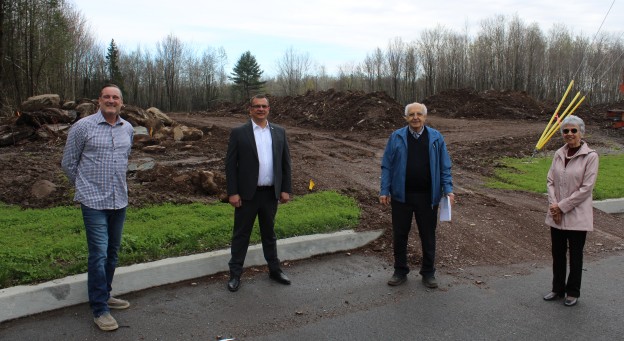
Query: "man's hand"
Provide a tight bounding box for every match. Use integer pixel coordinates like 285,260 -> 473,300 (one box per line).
229,194 -> 242,208
379,195 -> 390,205
279,192 -> 290,204
448,193 -> 455,206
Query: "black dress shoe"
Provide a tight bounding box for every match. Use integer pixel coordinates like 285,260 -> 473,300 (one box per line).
564,296 -> 578,306
543,292 -> 563,301
227,276 -> 241,292
421,276 -> 438,289
387,274 -> 407,286
269,270 -> 291,285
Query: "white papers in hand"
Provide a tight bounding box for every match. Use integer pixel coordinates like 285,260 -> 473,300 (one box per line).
439,196 -> 451,222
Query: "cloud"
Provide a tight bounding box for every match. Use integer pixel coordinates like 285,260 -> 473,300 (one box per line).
74,0 -> 623,74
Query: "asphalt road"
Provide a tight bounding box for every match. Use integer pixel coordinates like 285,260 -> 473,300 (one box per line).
1,251 -> 623,340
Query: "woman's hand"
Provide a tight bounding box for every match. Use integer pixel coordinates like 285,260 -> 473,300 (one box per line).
549,203 -> 562,216
553,212 -> 562,225
550,203 -> 562,224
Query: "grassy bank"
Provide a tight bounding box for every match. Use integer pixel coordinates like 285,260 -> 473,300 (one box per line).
0,191 -> 360,288
487,154 -> 624,200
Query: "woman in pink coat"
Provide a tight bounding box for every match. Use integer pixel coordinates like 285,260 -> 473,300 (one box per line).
543,115 -> 599,307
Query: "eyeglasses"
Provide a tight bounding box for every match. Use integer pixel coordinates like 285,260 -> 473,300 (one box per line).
101,94 -> 121,101
562,128 -> 578,134
251,105 -> 269,109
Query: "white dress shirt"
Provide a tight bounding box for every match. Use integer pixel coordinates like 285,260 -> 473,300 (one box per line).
252,120 -> 274,186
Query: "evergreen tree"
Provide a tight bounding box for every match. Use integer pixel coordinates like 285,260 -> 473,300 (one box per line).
229,51 -> 265,100
105,39 -> 124,88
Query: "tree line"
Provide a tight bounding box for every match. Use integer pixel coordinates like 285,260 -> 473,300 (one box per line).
1,0 -> 623,116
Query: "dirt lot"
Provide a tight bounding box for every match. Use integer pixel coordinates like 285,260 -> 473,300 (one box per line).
1,89 -> 623,274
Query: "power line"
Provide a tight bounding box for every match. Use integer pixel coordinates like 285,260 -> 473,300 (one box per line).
572,0 -> 616,80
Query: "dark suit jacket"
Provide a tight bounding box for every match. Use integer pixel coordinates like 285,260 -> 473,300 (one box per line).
225,120 -> 292,200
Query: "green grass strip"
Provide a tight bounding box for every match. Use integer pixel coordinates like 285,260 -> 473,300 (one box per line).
0,191 -> 359,288
487,153 -> 624,200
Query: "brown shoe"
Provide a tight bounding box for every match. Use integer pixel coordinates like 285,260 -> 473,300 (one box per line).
94,312 -> 118,331
107,297 -> 130,310
387,274 -> 407,286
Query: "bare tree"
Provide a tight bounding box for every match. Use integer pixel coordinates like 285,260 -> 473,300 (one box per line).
275,47 -> 312,96
524,23 -> 547,100
386,37 -> 405,100
157,34 -> 186,111
401,43 -> 420,102
419,26 -> 445,97
63,5 -> 95,100
336,61 -> 363,91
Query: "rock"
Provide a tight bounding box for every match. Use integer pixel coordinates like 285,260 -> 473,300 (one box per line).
120,105 -> 149,127
133,134 -> 157,147
31,180 -> 57,199
61,101 -> 76,110
16,108 -> 76,127
142,145 -> 166,153
20,94 -> 61,111
128,158 -> 156,172
173,125 -> 203,141
36,124 -> 72,139
153,126 -> 173,140
199,124 -> 215,134
75,102 -> 97,118
146,107 -> 174,126
173,174 -> 191,183
134,126 -> 149,135
0,125 -> 35,146
42,123 -> 71,133
191,170 -> 218,194
122,106 -> 166,133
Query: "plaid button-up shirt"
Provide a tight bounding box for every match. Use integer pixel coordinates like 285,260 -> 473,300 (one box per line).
62,111 -> 134,210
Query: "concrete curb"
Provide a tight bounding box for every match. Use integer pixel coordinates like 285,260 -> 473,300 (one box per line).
0,229 -> 383,323
593,198 -> 624,214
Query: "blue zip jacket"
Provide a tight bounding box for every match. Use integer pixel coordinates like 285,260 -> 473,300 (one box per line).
380,125 -> 453,205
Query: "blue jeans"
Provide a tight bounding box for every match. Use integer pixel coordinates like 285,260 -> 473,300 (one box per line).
81,204 -> 126,317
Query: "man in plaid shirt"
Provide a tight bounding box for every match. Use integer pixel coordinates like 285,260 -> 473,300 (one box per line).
62,84 -> 134,331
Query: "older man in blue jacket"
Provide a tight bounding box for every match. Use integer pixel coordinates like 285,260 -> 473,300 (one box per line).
380,102 -> 454,288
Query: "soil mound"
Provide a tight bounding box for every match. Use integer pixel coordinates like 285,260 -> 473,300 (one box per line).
423,88 -> 554,120
218,89 -> 406,130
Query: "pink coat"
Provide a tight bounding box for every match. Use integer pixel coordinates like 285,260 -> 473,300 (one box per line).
545,142 -> 599,231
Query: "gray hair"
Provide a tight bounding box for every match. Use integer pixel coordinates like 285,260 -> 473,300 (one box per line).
560,115 -> 585,135
404,102 -> 427,116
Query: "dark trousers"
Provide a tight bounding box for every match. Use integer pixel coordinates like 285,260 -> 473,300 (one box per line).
391,192 -> 438,277
229,188 -> 280,277
550,227 -> 587,298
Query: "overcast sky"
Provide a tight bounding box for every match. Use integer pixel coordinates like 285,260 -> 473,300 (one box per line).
73,0 -> 624,76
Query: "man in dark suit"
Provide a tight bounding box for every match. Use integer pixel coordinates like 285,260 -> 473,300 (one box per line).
225,94 -> 293,292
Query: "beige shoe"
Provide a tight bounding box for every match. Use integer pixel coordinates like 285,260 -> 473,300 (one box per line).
94,312 -> 118,331
107,297 -> 130,310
